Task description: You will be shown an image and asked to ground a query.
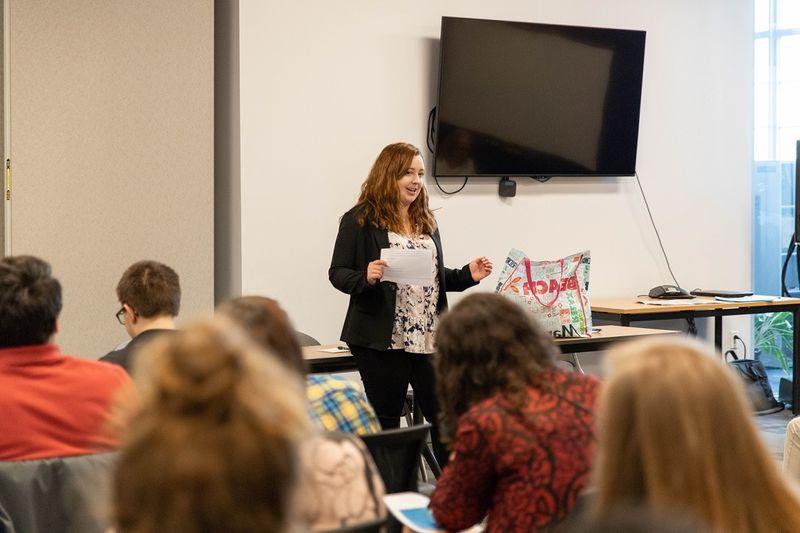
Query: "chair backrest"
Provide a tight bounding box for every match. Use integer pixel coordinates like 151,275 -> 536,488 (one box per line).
295,330 -> 320,347
0,452 -> 117,533
359,424 -> 430,494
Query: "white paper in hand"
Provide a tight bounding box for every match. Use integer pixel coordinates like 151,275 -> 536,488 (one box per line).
380,248 -> 434,286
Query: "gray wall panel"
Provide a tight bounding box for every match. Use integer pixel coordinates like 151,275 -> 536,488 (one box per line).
8,0 -> 214,356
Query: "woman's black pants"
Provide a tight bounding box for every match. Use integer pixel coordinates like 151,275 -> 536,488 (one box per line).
348,344 -> 448,468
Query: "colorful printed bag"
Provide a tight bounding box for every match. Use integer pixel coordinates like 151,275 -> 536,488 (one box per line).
495,248 -> 592,338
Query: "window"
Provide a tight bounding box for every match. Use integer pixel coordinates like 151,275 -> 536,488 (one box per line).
752,0 -> 800,388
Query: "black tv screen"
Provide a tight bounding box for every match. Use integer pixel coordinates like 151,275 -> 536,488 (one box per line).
433,17 -> 646,178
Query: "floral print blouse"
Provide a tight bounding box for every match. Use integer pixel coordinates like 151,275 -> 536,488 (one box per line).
387,231 -> 439,354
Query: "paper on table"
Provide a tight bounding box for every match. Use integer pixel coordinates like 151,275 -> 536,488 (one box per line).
380,248 -> 434,286
636,299 -> 710,306
715,295 -> 780,303
319,347 -> 350,354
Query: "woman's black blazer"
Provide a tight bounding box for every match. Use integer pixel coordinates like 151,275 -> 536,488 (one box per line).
329,205 -> 478,350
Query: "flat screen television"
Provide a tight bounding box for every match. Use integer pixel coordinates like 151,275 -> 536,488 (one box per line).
433,17 -> 646,178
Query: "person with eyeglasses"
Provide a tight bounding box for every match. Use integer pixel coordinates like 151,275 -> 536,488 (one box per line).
100,260 -> 180,373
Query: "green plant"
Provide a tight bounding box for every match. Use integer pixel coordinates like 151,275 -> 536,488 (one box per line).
754,311 -> 793,374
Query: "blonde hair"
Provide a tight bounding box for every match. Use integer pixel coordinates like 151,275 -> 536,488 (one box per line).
113,318 -> 311,533
593,337 -> 800,533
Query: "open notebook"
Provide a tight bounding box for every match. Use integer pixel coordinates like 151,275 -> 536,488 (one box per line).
384,493 -> 485,533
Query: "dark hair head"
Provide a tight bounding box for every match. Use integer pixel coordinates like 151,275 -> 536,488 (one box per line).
116,260 -> 180,318
114,318 -> 309,533
434,293 -> 558,442
0,255 -> 62,347
355,142 -> 436,235
216,296 -> 306,376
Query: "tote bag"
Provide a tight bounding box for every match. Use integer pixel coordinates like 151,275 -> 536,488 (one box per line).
495,248 -> 592,338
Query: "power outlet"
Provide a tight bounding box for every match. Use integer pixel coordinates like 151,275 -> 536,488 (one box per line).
728,330 -> 740,356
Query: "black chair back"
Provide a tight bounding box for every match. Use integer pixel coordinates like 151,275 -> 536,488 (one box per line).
359,424 -> 430,494
0,452 -> 117,533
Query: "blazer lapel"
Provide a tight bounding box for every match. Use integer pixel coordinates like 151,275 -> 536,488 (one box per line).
372,225 -> 389,251
431,227 -> 445,280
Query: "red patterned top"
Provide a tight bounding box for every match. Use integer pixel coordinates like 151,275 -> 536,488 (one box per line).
430,371 -> 599,532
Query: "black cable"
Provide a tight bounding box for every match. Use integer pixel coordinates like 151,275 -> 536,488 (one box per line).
733,334 -> 747,358
635,172 -> 694,333
635,171 -> 681,287
427,106 -> 468,195
434,175 -> 468,195
780,234 -> 796,297
532,176 -> 551,183
796,235 -> 800,295
426,107 -> 437,154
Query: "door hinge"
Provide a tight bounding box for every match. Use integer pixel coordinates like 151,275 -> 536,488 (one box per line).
4,159 -> 10,201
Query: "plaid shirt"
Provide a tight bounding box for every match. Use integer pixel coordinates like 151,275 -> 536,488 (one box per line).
306,374 -> 381,435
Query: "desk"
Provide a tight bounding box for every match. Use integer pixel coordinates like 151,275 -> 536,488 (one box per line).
592,296 -> 800,413
303,325 -> 680,375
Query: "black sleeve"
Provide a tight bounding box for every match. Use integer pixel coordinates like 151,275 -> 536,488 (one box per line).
328,211 -> 374,296
435,227 -> 480,292
99,349 -> 131,374
444,263 -> 479,292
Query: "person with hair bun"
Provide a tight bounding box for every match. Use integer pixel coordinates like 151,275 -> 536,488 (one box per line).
429,293 -> 599,533
593,337 -> 800,533
113,319 -> 310,533
329,142 -> 492,466
217,296 -> 387,531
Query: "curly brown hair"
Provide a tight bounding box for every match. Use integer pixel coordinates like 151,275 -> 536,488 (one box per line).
434,293 -> 558,443
355,142 -> 436,235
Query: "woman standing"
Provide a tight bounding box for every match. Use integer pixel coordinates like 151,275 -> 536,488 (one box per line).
329,142 -> 491,465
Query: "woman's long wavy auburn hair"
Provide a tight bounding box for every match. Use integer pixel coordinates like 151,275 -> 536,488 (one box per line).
434,293 -> 558,443
355,142 -> 436,235
592,337 -> 800,533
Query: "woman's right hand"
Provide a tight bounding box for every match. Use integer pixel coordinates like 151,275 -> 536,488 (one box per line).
366,259 -> 388,285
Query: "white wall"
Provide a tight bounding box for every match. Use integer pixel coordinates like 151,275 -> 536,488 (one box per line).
234,0 -> 753,347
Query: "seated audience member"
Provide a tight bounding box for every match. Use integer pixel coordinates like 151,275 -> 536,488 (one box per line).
593,337 -> 800,533
217,296 -> 381,435
113,319 -> 310,533
217,296 -> 386,530
0,255 -> 132,461
783,417 -> 800,479
429,293 -> 600,532
101,260 -> 180,372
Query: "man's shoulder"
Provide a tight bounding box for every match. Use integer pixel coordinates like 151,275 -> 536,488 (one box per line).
100,329 -> 176,373
60,352 -> 132,387
307,374 -> 365,398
